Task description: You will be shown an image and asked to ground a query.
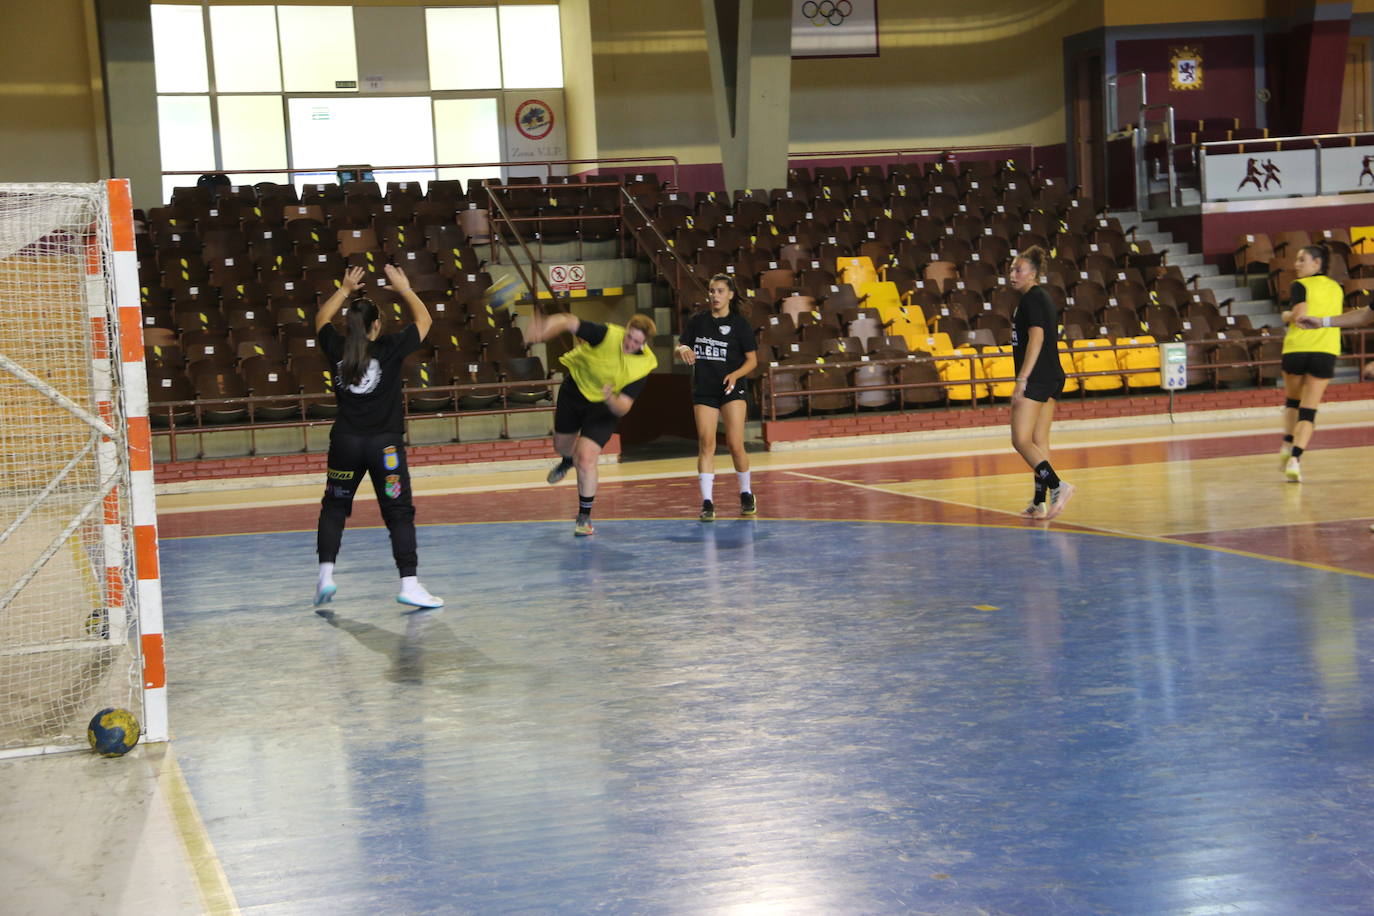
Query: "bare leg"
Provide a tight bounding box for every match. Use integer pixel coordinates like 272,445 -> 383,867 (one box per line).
573,436 -> 601,499
1010,398 -> 1049,470
1031,397 -> 1056,461
693,404 -> 720,474
720,399 -> 750,472
1293,375 -> 1330,450
1281,373 -> 1303,438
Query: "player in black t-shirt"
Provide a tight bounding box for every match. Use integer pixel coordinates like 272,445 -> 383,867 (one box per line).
313,265 -> 442,609
676,274 -> 759,520
1008,246 -> 1075,520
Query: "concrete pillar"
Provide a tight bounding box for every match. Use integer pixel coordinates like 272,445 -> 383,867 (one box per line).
95,0 -> 163,210
700,0 -> 791,195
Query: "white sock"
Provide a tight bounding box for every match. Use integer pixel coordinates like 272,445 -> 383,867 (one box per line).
699,473 -> 715,501
400,575 -> 418,592
318,562 -> 335,585
737,470 -> 752,494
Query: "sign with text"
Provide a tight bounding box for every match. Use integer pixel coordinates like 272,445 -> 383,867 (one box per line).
503,90 -> 567,179
548,264 -> 586,293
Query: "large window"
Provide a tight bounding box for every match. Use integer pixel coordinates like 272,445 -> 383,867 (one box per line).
152,4 -> 564,197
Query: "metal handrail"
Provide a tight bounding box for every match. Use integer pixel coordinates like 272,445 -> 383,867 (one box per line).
1199,129 -> 1374,150
482,185 -> 573,309
787,144 -> 1038,173
477,180 -> 624,265
150,375 -> 561,462
618,187 -> 711,317
760,328 -> 1373,421
1139,103 -> 1178,207
164,155 -> 683,190
1105,69 -> 1147,133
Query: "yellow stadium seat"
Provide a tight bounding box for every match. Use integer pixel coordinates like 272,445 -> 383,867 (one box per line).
915,332 -> 953,354
857,280 -> 903,310
1351,226 -> 1374,254
1058,342 -> 1080,394
1116,335 -> 1160,388
876,302 -> 928,346
1073,338 -> 1124,392
836,256 -> 878,286
938,344 -> 991,402
981,345 -> 1016,398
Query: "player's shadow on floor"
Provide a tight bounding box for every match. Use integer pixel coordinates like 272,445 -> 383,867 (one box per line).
315,608 -> 493,686
662,519 -> 766,549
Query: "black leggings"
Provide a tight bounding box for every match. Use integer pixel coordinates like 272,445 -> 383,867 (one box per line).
317,431 -> 417,577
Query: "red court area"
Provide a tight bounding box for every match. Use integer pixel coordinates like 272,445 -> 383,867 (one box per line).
158,423 -> 1374,577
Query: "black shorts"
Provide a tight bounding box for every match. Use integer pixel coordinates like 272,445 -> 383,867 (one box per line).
1024,375 -> 1065,403
554,382 -> 619,448
1281,351 -> 1337,379
693,381 -> 748,410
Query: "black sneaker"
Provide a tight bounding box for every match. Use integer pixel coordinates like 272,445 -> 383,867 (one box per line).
699,499 -> 715,522
740,492 -> 757,516
546,457 -> 573,484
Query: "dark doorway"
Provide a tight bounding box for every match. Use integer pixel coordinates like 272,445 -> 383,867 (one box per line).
1073,51 -> 1106,203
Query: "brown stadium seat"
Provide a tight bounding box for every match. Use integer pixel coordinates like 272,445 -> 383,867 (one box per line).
502,357 -> 550,404
241,358 -> 301,420
189,366 -> 249,424
454,361 -> 502,409
402,357 -> 452,412
147,365 -> 196,427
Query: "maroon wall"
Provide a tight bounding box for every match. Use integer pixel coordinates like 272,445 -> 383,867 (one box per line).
1195,200 -> 1374,267
579,144 -> 1070,195
1295,19 -> 1352,135
1115,35 -> 1257,127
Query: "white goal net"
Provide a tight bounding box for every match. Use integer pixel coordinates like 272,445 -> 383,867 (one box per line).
0,182 -> 158,756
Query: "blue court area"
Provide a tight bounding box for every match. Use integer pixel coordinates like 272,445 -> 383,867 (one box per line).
161,521 -> 1374,913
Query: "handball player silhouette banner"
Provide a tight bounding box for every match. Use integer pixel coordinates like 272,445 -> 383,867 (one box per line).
1202,149 -> 1315,201
792,0 -> 878,58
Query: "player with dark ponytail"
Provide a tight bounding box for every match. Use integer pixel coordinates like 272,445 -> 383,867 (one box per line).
312,264 -> 441,609
676,274 -> 758,520
1008,246 -> 1074,519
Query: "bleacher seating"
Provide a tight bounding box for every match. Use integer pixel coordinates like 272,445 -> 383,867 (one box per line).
134,175 -> 584,429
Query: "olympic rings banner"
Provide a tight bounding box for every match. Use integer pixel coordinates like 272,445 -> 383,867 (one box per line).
792,0 -> 878,58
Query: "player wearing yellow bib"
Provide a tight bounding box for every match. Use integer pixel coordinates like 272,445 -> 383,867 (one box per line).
526,310 -> 658,536
1278,246 -> 1342,482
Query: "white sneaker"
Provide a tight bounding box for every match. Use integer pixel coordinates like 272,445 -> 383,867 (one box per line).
1019,501 -> 1048,519
1278,443 -> 1292,470
397,582 -> 443,609
314,581 -> 337,606
1044,482 -> 1077,520
1285,457 -> 1302,483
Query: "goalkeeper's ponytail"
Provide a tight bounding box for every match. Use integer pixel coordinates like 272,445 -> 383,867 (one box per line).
339,298 -> 379,387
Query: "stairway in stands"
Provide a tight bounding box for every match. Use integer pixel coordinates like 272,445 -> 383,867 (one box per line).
1108,208 -> 1281,329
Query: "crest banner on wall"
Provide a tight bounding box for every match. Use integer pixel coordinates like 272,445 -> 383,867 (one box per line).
1170,46 -> 1203,91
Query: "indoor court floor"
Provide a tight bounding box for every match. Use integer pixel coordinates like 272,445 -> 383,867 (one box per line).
6,406 -> 1374,914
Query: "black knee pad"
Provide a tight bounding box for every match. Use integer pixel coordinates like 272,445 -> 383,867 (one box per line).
1297,407 -> 1317,424
1285,398 -> 1301,410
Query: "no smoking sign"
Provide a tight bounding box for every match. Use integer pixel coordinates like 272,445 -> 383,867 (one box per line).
549,264 -> 587,293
